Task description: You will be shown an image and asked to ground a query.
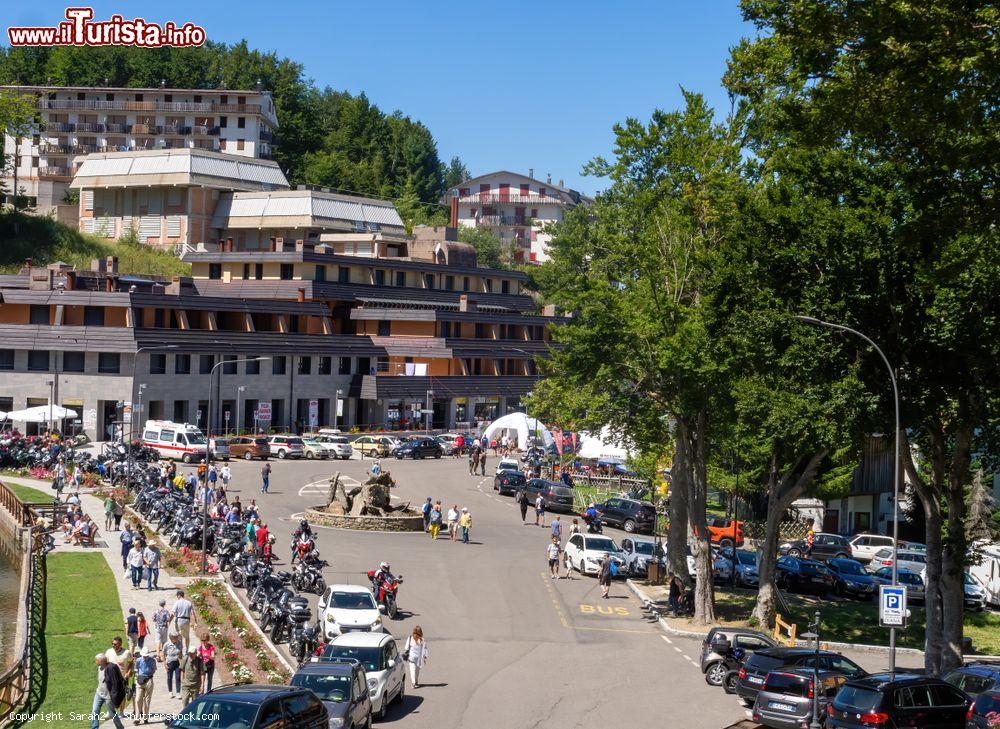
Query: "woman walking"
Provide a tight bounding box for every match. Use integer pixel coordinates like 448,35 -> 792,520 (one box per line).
119,523 -> 134,574
197,631 -> 217,693
164,633 -> 182,699
429,502 -> 443,540
112,497 -> 124,531
104,494 -> 115,531
517,490 -> 529,523
403,626 -> 428,689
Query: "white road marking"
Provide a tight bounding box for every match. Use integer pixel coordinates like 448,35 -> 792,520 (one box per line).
673,646 -> 683,653
661,636 -> 672,644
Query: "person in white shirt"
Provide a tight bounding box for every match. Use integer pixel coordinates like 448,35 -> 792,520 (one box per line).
220,464 -> 231,488
547,537 -> 562,579
404,626 -> 429,689
446,505 -> 459,542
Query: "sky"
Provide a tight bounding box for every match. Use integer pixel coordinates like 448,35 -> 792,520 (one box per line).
6,1 -> 755,196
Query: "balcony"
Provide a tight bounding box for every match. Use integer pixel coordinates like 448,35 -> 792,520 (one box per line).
358,374 -> 540,400
39,99 -> 264,114
74,122 -> 104,133
259,129 -> 277,143
38,166 -> 72,179
460,193 -> 561,205
478,214 -> 529,228
104,123 -> 128,134
130,124 -> 164,135
163,124 -> 191,136
46,122 -> 75,132
191,125 -> 221,136
39,143 -> 98,155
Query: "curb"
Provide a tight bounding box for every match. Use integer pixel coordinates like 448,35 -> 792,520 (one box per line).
626,579 -> 709,640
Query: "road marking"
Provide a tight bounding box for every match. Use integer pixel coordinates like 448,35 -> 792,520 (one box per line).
540,572 -> 572,630
579,604 -> 630,616
673,646 -> 683,653
661,636 -> 673,645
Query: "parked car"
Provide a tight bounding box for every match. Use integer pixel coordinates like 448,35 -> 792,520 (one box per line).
516,479 -> 575,513
620,537 -> 665,577
966,689 -> 1000,728
686,545 -> 734,582
352,435 -> 400,458
848,533 -> 896,563
779,532 -> 853,562
495,457 -> 521,475
705,517 -> 745,548
944,663 -> 1000,698
318,632 -> 406,720
826,674 -> 970,729
172,684 -> 329,728
594,497 -> 657,534
753,668 -> 848,729
267,435 -> 305,459
736,647 -> 865,708
700,627 -> 777,687
228,435 -> 270,461
775,556 -> 835,595
870,566 -> 926,603
564,533 -> 627,576
721,549 -> 760,587
867,548 -> 927,574
965,572 -> 988,612
435,433 -> 462,453
313,434 -> 354,460
299,437 -> 331,460
317,584 -> 384,639
827,558 -> 879,599
290,659 -> 372,729
394,437 -> 444,459
493,470 -> 526,496
207,437 -> 230,461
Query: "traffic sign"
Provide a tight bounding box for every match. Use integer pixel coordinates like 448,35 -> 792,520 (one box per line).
879,584 -> 907,628
257,402 -> 272,421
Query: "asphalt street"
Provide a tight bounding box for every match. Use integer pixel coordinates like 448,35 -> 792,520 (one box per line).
202,453 -> 920,729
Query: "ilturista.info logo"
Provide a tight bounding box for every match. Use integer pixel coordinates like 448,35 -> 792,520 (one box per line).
8,7 -> 207,47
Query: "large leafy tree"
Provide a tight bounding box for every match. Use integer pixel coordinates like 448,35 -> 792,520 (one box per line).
727,0 -> 1000,673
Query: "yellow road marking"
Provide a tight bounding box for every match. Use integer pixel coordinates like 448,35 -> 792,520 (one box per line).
579,604 -> 630,616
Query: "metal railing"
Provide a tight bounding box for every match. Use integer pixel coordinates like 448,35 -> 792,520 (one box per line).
39,99 -> 264,114
38,166 -> 71,178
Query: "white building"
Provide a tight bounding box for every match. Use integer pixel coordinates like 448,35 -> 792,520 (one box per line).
1,84 -> 278,215
446,171 -> 591,263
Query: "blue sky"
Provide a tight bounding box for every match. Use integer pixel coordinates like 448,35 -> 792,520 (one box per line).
7,1 -> 754,195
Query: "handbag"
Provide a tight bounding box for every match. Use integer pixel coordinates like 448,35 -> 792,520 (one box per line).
402,638 -> 410,662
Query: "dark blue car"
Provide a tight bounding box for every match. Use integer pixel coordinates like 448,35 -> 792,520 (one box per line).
827,558 -> 878,600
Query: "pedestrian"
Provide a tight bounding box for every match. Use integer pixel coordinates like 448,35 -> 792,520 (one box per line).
136,611 -> 149,649
469,449 -> 479,476
134,645 -> 157,723
459,508 -> 472,544
535,494 -> 545,527
517,490 -> 529,523
403,625 -> 428,689
104,493 -> 115,531
479,449 -> 487,476
172,590 -> 195,653
197,459 -> 207,484
220,464 -> 231,489
454,433 -> 464,458
598,553 -> 613,599
164,633 -> 182,699
429,501 -> 442,540
421,497 -> 433,532
197,631 -> 217,693
91,653 -> 126,729
112,497 -> 124,531
127,541 -> 144,589
120,523 -> 135,574
53,458 -> 66,499
207,464 -> 218,489
143,541 -> 161,591
668,573 -> 683,615
569,518 -> 580,537
105,636 -> 133,681
178,646 -> 203,705
260,462 -> 271,494
126,608 -> 139,653
152,600 -> 172,660
547,537 -> 561,579
551,515 -> 562,542
255,522 -> 269,555
447,504 -> 459,542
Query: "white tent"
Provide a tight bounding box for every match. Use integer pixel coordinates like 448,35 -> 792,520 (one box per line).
481,412 -> 553,450
577,426 -> 634,464
5,405 -> 79,423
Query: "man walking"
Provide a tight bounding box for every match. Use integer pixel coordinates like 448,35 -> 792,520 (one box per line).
172,590 -> 195,652
260,462 -> 271,494
550,515 -> 562,542
517,490 -> 529,523
547,537 -> 561,579
421,497 -> 433,532
479,449 -> 487,476
91,653 -> 125,729
447,505 -> 459,542
143,541 -> 161,591
134,646 -> 157,723
459,508 -> 472,544
179,646 -> 204,706
152,600 -> 172,661
598,553 -> 614,599
535,494 -> 545,527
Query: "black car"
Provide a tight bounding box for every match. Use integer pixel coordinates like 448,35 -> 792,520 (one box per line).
827,674 -> 970,728
967,689 -> 1000,728
595,497 -> 656,534
827,558 -> 879,599
291,658 -> 373,729
736,647 -> 866,707
780,532 -> 853,562
394,437 -> 444,459
944,662 -> 1000,698
171,684 -> 329,728
494,470 -> 526,496
517,479 -> 575,513
775,556 -> 836,595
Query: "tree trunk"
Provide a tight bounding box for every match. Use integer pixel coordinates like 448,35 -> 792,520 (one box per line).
941,424 -> 972,672
922,506 -> 944,675
667,426 -> 690,582
686,412 -> 715,625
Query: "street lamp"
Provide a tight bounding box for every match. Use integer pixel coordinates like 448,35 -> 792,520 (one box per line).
801,611 -> 823,729
201,356 -> 270,574
334,388 -> 342,431
236,386 -> 246,437
135,382 -> 147,436
45,380 -> 55,435
425,389 -> 434,434
794,315 -> 901,675
126,344 -> 177,495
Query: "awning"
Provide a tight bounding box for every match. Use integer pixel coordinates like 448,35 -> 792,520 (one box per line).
6,405 -> 80,423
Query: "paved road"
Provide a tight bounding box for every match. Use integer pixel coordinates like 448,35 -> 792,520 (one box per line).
195,454 -> 921,729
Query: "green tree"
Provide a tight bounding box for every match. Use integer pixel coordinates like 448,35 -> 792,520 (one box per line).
0,90 -> 40,213
457,226 -> 507,270
443,156 -> 470,190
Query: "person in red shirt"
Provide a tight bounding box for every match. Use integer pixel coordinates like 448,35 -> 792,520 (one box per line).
255,522 -> 270,555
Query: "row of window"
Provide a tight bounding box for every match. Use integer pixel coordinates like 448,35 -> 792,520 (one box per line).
156,354 -> 358,376
0,350 -> 121,373
29,304 -> 105,326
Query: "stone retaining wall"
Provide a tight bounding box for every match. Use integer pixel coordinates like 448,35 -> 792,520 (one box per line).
305,507 -> 423,532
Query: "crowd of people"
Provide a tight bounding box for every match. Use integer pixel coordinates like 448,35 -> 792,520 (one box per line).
420,497 -> 473,543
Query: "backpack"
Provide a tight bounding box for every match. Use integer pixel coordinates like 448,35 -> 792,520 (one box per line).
609,560 -> 619,576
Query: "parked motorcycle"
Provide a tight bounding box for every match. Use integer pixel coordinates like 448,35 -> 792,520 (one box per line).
291,553 -> 328,595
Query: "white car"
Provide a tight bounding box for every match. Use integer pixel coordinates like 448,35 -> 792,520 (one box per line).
620,537 -> 664,577
324,632 -> 405,720
848,533 -> 896,563
867,548 -> 928,574
685,545 -> 733,581
313,434 -> 354,460
495,457 -> 520,475
564,533 -> 627,576
317,584 -> 384,639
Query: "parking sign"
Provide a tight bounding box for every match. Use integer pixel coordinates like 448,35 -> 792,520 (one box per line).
879,585 -> 907,628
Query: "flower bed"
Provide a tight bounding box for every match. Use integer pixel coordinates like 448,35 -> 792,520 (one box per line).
186,579 -> 289,685
162,545 -> 219,575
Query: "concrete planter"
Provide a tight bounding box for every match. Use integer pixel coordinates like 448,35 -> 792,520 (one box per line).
305,506 -> 424,532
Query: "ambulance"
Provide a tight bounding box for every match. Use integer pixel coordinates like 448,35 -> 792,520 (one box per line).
141,420 -> 209,462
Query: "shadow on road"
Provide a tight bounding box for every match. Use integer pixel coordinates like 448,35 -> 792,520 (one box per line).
382,694 -> 424,722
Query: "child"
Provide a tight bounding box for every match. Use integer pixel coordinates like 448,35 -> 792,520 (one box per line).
136,611 -> 149,649
126,607 -> 139,653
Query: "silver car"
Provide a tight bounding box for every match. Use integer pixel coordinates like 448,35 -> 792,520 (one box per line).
870,566 -> 925,602
753,668 -> 847,729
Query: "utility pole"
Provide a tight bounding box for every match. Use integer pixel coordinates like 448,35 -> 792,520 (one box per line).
334,388 -> 342,431
236,386 -> 246,437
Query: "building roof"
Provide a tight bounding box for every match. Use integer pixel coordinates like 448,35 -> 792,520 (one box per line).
211,189 -> 404,232
70,148 -> 288,191
448,170 -> 593,205
1,84 -> 270,95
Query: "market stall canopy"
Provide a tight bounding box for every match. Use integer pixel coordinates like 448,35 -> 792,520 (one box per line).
5,405 -> 79,423
577,427 -> 634,464
482,412 -> 553,450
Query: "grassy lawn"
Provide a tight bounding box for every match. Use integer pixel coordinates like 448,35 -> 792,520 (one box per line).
34,552 -> 121,725
705,589 -> 1000,655
5,482 -> 55,504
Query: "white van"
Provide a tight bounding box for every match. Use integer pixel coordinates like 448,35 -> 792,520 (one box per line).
968,542 -> 1000,608
141,420 -> 208,463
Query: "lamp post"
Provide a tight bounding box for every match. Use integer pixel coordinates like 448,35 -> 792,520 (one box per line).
425,389 -> 434,434
334,388 -> 342,431
126,344 -> 177,488
801,611 -> 823,729
794,315 -> 901,675
236,386 -> 246,437
201,356 -> 270,574
135,382 -> 147,439
45,380 -> 55,435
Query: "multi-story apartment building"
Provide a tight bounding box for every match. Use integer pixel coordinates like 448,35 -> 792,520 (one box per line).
446,170 -> 591,263
1,85 -> 277,214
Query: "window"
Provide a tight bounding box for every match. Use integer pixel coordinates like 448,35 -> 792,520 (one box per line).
297,356 -> 311,375
445,275 -> 454,291
485,279 -> 493,293
256,701 -> 282,728
376,356 -> 389,372
245,357 -> 260,375
236,139 -> 245,151
539,187 -> 546,197
237,116 -> 246,128
0,350 -> 13,370
314,265 -> 326,282
272,356 -> 286,375
894,686 -> 933,709
222,354 -> 237,375
208,263 -> 222,279
338,267 -> 350,284
27,350 -> 49,372
378,320 -> 390,336
83,306 -> 105,326
395,271 -> 406,287
374,270 -> 385,286
280,264 -> 293,280
255,263 -> 263,280
520,183 -> 529,197
242,263 -> 250,280
463,276 -> 470,292
424,274 -> 435,289
174,354 -> 191,374
318,357 -> 332,375
501,280 -> 510,294
149,353 -> 166,374
199,354 -> 214,374
29,305 -> 49,325
440,322 -> 452,338
219,116 -> 227,128
97,352 -> 120,373
338,357 -> 351,375
358,357 -> 372,375
153,309 -> 165,328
